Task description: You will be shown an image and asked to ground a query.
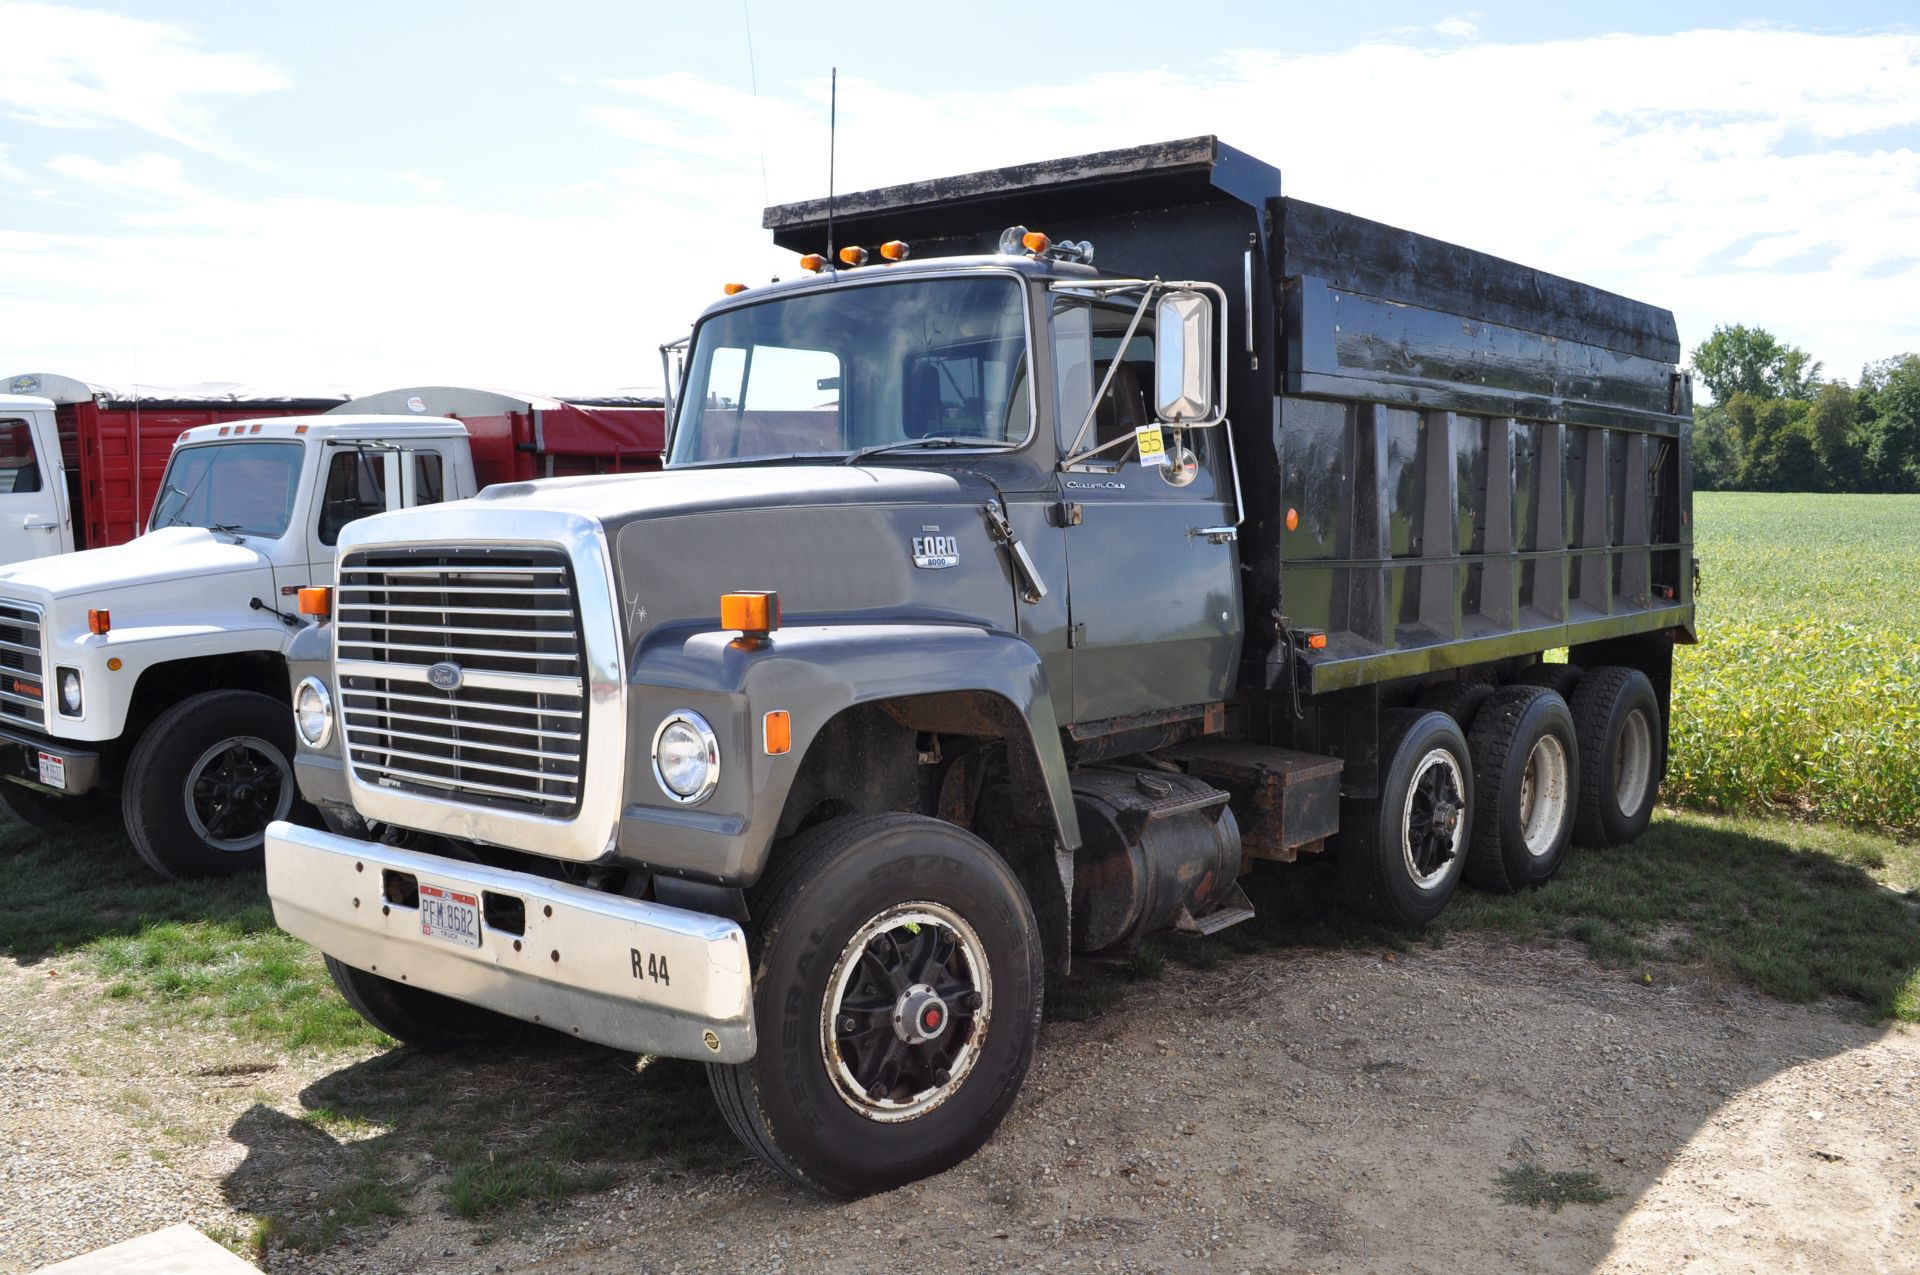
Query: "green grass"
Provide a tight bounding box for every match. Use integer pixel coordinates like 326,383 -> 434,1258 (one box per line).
1674,493 -> 1920,834
1495,1164 -> 1617,1212
0,812 -> 386,1051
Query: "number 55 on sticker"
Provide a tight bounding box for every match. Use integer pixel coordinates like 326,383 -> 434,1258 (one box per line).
1135,425 -> 1168,468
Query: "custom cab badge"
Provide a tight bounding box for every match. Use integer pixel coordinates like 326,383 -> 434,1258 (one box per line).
426,661 -> 465,691
911,525 -> 959,570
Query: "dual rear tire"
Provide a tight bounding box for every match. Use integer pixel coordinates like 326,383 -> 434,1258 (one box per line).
1342,664 -> 1664,923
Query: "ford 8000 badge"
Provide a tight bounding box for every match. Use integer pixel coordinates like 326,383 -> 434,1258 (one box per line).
911,528 -> 958,570
426,661 -> 464,691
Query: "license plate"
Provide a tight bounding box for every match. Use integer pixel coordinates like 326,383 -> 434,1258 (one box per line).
419,882 -> 481,949
36,752 -> 65,790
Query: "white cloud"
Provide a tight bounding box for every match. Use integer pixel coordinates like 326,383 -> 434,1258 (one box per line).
1433,15 -> 1480,39
0,2 -> 286,154
2,24 -> 1917,393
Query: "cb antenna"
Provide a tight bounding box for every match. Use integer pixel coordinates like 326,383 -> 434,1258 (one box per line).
826,66 -> 837,264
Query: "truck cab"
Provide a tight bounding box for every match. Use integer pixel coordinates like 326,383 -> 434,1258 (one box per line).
266,137 -> 1693,1200
0,393 -> 75,564
0,416 -> 480,878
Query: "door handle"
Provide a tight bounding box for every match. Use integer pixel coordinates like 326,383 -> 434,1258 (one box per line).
1190,525 -> 1237,544
22,521 -> 59,533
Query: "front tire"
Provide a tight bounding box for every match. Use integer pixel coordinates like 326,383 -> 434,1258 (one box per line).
1463,686 -> 1579,892
324,955 -> 520,1049
123,689 -> 302,879
1339,710 -> 1474,927
708,812 -> 1044,1198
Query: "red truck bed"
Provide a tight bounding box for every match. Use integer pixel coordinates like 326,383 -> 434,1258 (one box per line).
330,387 -> 666,486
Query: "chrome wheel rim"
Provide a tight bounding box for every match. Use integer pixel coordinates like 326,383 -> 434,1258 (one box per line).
1519,733 -> 1571,857
1615,708 -> 1653,816
1401,748 -> 1467,890
184,735 -> 294,853
821,901 -> 992,1123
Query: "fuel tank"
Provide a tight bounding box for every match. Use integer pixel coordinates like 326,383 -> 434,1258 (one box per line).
1069,767 -> 1243,955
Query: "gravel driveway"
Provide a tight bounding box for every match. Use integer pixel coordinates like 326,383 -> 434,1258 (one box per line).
4,933 -> 1916,1274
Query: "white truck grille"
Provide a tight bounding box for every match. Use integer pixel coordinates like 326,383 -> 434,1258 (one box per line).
0,601 -> 47,728
336,548 -> 586,814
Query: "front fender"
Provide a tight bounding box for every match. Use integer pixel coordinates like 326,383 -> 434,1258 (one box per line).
52,619 -> 293,742
617,624 -> 1079,885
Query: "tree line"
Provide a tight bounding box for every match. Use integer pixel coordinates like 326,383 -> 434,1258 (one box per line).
1688,324 -> 1920,493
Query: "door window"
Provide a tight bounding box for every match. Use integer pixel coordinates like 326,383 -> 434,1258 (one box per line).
413,452 -> 445,506
0,420 -> 43,495
318,450 -> 389,545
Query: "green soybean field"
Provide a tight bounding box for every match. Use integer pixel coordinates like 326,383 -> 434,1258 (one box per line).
1669,493 -> 1920,836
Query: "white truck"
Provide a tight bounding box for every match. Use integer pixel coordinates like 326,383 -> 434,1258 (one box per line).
0,414 -> 487,877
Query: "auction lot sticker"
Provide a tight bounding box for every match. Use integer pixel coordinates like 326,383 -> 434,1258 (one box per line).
1135,425 -> 1168,467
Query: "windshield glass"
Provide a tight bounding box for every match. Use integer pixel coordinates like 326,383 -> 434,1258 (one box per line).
149,441 -> 304,538
669,276 -> 1030,464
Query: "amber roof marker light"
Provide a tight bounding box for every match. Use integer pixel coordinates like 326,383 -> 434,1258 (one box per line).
798,253 -> 828,273
879,240 -> 911,261
838,245 -> 868,267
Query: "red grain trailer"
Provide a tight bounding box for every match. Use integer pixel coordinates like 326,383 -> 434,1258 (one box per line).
330,386 -> 666,482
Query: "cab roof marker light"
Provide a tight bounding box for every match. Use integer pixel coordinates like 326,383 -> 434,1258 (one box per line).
879,240 -> 910,261
799,253 -> 828,273
723,282 -> 748,295
294,423 -> 309,434
838,245 -> 868,267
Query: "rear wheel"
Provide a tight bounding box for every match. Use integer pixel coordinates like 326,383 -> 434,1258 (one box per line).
124,689 -> 304,879
1416,679 -> 1497,731
1463,686 -> 1579,892
1339,710 -> 1474,927
1569,667 -> 1664,847
1513,661 -> 1584,698
324,955 -> 520,1049
708,812 -> 1043,1198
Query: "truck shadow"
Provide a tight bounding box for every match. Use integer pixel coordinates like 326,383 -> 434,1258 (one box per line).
0,808 -> 278,965
211,811 -> 1918,1268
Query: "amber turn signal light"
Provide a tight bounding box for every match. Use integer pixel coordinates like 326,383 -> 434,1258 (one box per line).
1022,230 -> 1050,254
723,282 -> 748,296
1306,632 -> 1328,650
87,609 -> 110,636
799,253 -> 827,273
838,245 -> 868,266
879,240 -> 910,261
297,587 -> 332,619
763,710 -> 792,756
720,590 -> 780,639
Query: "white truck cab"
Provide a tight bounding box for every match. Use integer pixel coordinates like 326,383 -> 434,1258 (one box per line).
0,393 -> 75,565
0,414 -> 481,878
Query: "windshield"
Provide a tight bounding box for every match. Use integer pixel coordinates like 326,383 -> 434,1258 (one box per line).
669,276 -> 1031,464
149,441 -> 304,538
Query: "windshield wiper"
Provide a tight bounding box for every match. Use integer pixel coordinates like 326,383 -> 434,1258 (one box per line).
208,523 -> 247,542
840,437 -> 1015,466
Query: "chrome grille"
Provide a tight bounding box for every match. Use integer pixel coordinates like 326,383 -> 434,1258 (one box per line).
336,548 -> 584,813
0,600 -> 46,728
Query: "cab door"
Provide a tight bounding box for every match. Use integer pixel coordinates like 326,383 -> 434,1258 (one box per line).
0,411 -> 68,563
305,446 -> 450,586
1053,301 -> 1242,724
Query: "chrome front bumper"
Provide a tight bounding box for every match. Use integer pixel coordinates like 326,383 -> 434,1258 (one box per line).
265,821 -> 755,1063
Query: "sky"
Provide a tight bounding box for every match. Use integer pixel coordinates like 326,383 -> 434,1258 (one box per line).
0,1 -> 1916,398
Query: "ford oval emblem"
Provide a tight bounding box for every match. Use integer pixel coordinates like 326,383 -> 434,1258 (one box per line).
426,661 -> 464,691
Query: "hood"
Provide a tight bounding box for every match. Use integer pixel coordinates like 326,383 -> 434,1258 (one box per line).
348,464 -> 1026,646
0,526 -> 275,600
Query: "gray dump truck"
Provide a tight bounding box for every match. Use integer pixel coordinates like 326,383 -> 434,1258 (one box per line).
264,137 -> 1694,1196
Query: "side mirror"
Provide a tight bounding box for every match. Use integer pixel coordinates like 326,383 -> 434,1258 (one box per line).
1154,290 -> 1215,424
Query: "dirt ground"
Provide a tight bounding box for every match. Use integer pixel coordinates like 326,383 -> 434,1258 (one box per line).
3,934 -> 1916,1275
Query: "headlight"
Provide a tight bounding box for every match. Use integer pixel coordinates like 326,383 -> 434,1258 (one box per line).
57,668 -> 81,716
651,710 -> 719,804
293,676 -> 333,748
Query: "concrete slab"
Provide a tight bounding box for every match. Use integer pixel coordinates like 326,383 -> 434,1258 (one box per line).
31,1224 -> 257,1274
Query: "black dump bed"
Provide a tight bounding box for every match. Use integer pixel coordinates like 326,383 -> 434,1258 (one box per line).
767,137 -> 1694,697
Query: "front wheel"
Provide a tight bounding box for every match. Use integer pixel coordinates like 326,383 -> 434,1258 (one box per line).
325,955 -> 520,1050
123,689 -> 304,879
707,813 -> 1044,1198
1339,709 -> 1474,927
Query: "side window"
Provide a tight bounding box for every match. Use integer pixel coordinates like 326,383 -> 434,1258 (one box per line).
0,419 -> 43,495
1055,301 -> 1160,453
318,450 -> 387,546
414,453 -> 444,506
